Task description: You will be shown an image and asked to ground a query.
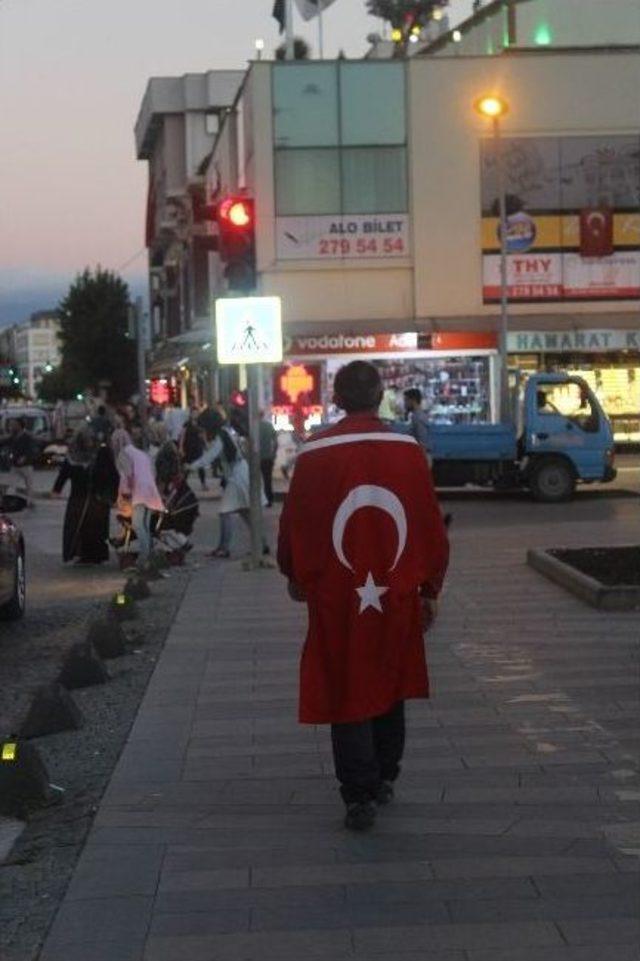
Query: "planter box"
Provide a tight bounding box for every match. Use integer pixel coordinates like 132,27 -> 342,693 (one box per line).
527,548 -> 640,611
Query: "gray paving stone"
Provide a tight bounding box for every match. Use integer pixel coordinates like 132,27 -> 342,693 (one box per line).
40,942 -> 145,961
557,917 -> 640,945
252,860 -> 434,888
46,896 -> 153,947
353,919 -> 563,953
467,946 -> 640,961
448,892 -> 637,924
143,929 -> 353,961
149,908 -> 250,937
65,844 -> 165,900
153,882 -> 345,915
345,876 -> 537,905
531,871 -> 640,899
429,856 -> 619,879
158,867 -> 250,892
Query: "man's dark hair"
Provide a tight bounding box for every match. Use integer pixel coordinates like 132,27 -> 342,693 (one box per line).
334,361 -> 382,414
404,388 -> 422,405
97,405 -> 106,417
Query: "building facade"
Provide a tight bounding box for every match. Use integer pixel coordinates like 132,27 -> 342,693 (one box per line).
0,311 -> 61,399
136,0 -> 639,441
202,6 -> 639,441
135,70 -> 244,405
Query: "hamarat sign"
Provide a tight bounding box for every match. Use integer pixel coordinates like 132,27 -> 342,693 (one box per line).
507,330 -> 639,353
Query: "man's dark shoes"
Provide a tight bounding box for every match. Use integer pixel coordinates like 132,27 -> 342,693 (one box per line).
374,781 -> 394,805
344,800 -> 377,831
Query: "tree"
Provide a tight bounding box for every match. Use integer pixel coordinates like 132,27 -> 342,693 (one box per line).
54,268 -> 137,403
275,37 -> 311,60
366,0 -> 448,54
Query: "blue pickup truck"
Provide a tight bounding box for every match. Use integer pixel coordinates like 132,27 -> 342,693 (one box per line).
423,373 -> 616,502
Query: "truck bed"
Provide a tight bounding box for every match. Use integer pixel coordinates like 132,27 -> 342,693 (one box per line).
429,423 -> 517,461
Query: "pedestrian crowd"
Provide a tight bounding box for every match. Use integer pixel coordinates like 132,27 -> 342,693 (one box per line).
4,365 -> 448,832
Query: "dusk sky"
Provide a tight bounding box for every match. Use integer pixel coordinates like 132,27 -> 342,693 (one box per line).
0,0 -> 470,322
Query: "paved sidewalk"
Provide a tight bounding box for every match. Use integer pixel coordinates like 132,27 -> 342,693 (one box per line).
39,499 -> 639,961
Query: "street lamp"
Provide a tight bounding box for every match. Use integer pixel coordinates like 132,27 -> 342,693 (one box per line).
474,93 -> 510,423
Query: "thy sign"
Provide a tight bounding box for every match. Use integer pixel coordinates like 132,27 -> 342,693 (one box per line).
215,297 -> 283,365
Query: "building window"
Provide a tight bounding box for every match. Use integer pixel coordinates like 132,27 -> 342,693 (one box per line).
273,62 -> 407,217
275,149 -> 340,215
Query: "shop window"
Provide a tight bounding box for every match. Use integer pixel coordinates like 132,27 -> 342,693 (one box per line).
339,62 -> 405,146
275,148 -> 340,215
342,147 -> 407,214
273,63 -> 339,148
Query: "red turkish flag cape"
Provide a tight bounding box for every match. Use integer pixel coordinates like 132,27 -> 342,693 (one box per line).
278,414 -> 449,724
579,208 -> 614,258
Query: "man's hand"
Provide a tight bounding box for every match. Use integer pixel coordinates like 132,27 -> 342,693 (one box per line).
421,595 -> 439,631
288,581 -> 307,602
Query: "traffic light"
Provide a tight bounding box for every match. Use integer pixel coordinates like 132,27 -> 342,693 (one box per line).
217,195 -> 256,293
228,388 -> 249,436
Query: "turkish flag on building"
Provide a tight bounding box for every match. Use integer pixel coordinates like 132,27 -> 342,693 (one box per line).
579,208 -> 614,258
278,415 -> 449,724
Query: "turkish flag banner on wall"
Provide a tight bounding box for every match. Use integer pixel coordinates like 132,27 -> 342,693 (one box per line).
579,208 -> 614,258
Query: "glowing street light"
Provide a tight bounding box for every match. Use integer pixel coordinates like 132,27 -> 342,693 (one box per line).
474,94 -> 509,120
474,92 -> 511,423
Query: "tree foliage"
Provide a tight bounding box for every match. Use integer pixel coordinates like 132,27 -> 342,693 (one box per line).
366,0 -> 445,26
54,267 -> 137,403
275,37 -> 311,60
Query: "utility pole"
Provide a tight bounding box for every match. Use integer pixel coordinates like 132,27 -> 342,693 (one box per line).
246,364 -> 263,569
135,297 -> 148,426
285,0 -> 295,60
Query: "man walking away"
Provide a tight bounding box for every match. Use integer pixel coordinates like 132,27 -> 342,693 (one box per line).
8,419 -> 36,508
259,413 -> 278,507
278,361 -> 449,831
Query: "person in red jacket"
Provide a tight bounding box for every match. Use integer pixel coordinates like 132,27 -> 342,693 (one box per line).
278,360 -> 449,831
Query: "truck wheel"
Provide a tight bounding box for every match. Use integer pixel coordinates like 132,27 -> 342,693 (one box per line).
529,459 -> 576,503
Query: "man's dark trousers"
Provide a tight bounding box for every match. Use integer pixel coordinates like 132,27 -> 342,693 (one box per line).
331,701 -> 405,804
260,458 -> 275,506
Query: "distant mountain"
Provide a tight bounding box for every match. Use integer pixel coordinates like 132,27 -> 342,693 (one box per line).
0,270 -> 147,327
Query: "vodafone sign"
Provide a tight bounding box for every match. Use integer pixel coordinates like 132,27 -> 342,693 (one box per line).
284,331 -> 497,357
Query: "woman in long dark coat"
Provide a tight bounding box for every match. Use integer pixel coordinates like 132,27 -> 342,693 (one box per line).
52,430 -> 119,564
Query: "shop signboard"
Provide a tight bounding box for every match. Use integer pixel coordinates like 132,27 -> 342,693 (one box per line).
284,331 -> 497,357
483,251 -> 640,301
276,214 -> 410,260
215,296 -> 283,365
272,363 -> 322,409
480,134 -> 640,302
507,330 -> 640,353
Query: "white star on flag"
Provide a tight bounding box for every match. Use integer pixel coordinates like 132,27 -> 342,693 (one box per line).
356,572 -> 388,614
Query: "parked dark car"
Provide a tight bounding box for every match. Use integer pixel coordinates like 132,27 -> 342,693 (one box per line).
0,493 -> 26,620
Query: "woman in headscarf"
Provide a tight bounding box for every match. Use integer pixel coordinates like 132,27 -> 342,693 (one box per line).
52,428 -> 119,564
111,428 -> 164,567
189,423 -> 268,559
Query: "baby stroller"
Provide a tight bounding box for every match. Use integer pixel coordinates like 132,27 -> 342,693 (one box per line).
152,475 -> 199,565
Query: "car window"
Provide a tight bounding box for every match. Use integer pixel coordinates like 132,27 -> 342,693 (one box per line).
537,383 -> 599,432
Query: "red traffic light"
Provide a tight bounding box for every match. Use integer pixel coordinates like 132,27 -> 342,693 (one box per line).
218,197 -> 253,229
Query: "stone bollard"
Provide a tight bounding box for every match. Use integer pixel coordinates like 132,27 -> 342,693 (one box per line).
87,617 -> 127,659
124,576 -> 151,601
0,740 -> 64,817
18,682 -> 84,739
109,591 -> 137,622
58,641 -> 109,690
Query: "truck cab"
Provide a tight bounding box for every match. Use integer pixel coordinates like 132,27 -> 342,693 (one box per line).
521,373 -> 616,501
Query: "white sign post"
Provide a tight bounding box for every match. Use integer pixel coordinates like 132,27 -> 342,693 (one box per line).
215,297 -> 283,569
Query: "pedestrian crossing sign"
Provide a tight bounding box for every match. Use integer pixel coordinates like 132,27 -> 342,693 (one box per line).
215,296 -> 283,365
